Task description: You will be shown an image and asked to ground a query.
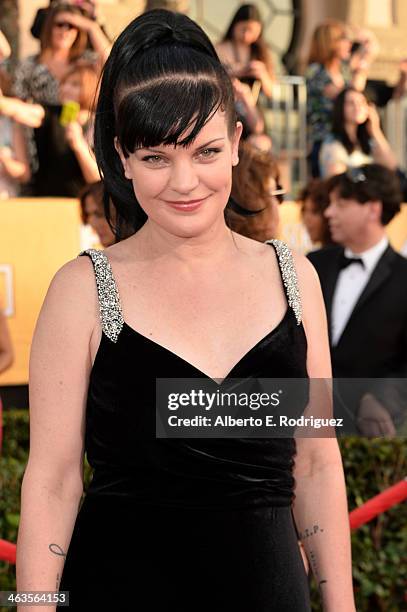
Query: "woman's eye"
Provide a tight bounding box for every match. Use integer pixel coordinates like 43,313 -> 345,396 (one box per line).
198,148 -> 222,159
142,155 -> 166,164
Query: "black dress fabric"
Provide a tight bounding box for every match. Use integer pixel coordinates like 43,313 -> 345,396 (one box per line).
58,240 -> 311,611
32,105 -> 88,197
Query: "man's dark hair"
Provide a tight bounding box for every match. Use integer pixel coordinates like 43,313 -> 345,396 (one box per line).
326,164 -> 402,226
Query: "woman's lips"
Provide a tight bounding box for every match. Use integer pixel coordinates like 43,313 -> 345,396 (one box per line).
164,196 -> 208,212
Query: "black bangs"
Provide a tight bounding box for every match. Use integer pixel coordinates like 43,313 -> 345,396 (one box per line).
116,77 -> 227,155
114,44 -> 234,155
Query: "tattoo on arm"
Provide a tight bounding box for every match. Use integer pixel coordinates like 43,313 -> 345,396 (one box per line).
298,523 -> 324,540
309,548 -> 328,591
49,543 -> 66,559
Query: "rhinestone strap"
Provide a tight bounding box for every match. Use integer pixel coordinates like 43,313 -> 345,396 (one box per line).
265,239 -> 302,325
79,249 -> 124,343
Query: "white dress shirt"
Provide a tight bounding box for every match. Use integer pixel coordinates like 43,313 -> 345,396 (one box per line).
331,235 -> 389,346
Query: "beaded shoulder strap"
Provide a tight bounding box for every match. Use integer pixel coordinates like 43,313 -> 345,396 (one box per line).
265,239 -> 302,325
79,248 -> 124,342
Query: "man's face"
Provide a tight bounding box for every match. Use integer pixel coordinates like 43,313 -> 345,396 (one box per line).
324,188 -> 377,246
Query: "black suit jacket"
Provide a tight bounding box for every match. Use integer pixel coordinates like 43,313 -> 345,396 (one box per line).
307,244 -> 407,426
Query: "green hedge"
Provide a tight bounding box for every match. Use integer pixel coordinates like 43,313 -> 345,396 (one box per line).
1,410 -> 406,611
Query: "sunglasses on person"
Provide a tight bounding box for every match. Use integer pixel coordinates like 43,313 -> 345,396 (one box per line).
228,186 -> 286,217
269,185 -> 286,204
54,21 -> 77,31
346,167 -> 367,183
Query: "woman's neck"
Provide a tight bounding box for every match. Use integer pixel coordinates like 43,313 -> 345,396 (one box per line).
230,39 -> 250,62
326,56 -> 342,73
345,122 -> 358,144
131,218 -> 240,270
45,47 -> 70,63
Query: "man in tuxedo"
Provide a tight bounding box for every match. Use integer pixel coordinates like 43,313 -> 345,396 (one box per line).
307,164 -> 407,436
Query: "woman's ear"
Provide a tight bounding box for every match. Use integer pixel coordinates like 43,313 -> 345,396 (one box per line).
114,137 -> 132,179
232,121 -> 243,167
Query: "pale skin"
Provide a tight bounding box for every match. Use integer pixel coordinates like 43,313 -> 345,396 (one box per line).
0,96 -> 45,128
17,110 -> 355,611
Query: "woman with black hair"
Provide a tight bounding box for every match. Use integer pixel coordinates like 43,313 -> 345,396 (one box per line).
319,87 -> 397,178
17,9 -> 355,612
216,3 -> 274,98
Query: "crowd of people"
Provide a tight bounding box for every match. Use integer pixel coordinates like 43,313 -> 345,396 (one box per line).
0,5 -> 405,609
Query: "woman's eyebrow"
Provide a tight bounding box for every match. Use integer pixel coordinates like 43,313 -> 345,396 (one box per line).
194,137 -> 225,150
141,137 -> 225,153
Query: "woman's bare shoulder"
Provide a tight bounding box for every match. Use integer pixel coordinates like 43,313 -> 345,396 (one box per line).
42,254 -> 99,330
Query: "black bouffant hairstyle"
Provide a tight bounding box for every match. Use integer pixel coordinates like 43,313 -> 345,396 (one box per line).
94,9 -> 237,240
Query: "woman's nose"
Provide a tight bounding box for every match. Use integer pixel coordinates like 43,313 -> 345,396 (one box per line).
168,159 -> 200,194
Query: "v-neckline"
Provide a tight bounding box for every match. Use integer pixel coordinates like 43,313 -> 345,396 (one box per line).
120,306 -> 292,386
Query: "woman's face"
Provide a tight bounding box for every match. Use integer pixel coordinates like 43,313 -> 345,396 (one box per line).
334,31 -> 351,61
233,20 -> 262,46
343,90 -> 369,125
302,197 -> 325,243
51,12 -> 79,51
84,194 -> 116,247
117,110 -> 242,239
60,73 -> 82,103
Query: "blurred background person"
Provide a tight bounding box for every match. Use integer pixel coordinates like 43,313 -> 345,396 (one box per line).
14,2 -> 108,106
0,67 -> 30,198
225,141 -> 284,242
30,0 -> 109,47
79,181 -> 116,247
231,76 -> 264,139
305,20 -> 370,177
216,3 -> 275,98
319,87 -> 397,178
246,131 -> 273,152
298,179 -> 334,248
0,93 -> 45,128
32,62 -> 99,197
308,165 -> 406,436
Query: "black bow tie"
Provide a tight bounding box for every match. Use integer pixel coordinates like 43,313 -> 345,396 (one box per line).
339,254 -> 365,270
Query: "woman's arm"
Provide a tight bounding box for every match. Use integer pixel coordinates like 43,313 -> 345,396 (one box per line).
291,253 -> 355,612
0,306 -> 13,373
60,11 -> 111,66
16,257 -> 99,612
232,78 -> 264,134
0,96 -> 44,127
0,122 -> 31,183
65,120 -> 100,183
247,59 -> 274,98
366,104 -> 398,170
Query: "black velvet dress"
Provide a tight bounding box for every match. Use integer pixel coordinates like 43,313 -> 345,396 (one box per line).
58,239 -> 311,611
